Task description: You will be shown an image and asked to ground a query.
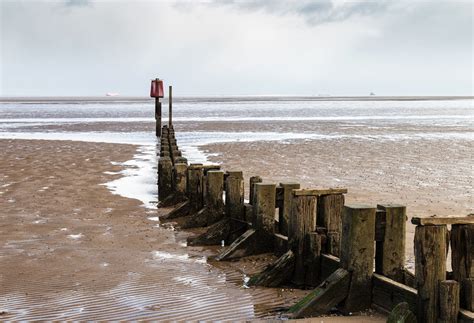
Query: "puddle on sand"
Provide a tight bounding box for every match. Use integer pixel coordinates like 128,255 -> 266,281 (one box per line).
67,233 -> 83,240
103,145 -> 158,209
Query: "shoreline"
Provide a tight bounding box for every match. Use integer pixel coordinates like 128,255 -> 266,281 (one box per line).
1,95 -> 473,103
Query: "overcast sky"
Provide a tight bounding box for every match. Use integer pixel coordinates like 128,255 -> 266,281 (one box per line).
1,0 -> 473,96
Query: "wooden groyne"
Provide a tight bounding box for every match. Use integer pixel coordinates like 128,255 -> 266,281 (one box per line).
153,90 -> 473,322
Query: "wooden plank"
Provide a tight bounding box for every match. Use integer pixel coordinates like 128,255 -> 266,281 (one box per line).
215,229 -> 256,261
386,302 -> 417,323
287,268 -> 350,318
247,250 -> 295,287
165,200 -> 191,219
415,225 -> 447,323
411,216 -> 474,226
320,253 -> 340,281
187,217 -> 231,246
293,188 -> 348,196
372,273 -> 417,314
458,309 -> 474,323
274,233 -> 288,257
340,204 -> 376,313
439,280 -> 460,323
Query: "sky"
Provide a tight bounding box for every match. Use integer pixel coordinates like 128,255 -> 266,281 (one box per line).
1,0 -> 473,97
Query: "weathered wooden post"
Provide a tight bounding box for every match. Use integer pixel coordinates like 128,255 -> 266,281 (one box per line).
289,190 -> 317,287
173,163 -> 187,198
249,176 -> 262,206
414,224 -> 447,323
318,193 -> 344,256
463,278 -> 474,311
158,156 -> 173,201
375,204 -> 406,282
254,183 -> 276,252
439,280 -> 460,323
168,85 -> 173,129
187,164 -> 204,210
278,182 -> 300,236
225,171 -> 245,220
451,224 -> 474,310
205,170 -> 225,224
340,204 -> 376,312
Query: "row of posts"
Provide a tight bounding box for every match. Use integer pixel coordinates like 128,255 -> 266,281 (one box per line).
157,151 -> 473,321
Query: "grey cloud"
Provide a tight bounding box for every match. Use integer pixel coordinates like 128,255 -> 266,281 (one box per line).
191,0 -> 394,25
64,0 -> 91,7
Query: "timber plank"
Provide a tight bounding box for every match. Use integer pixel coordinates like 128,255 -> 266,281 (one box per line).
411,216 -> 474,226
293,188 -> 348,196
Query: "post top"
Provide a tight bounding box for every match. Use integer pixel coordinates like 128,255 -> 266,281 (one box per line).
207,169 -> 224,174
411,216 -> 474,226
255,182 -> 277,188
377,203 -> 406,210
226,171 -> 243,178
279,182 -> 300,187
293,188 -> 348,196
344,203 -> 375,210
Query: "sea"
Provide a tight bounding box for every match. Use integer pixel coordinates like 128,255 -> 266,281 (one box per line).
1,96 -> 472,208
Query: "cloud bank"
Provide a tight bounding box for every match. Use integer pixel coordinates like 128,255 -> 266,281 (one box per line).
1,0 -> 472,96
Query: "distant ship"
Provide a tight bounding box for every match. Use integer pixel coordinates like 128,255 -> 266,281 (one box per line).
106,92 -> 119,97
370,92 -> 376,96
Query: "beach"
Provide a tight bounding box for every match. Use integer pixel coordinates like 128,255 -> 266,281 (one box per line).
0,97 -> 472,320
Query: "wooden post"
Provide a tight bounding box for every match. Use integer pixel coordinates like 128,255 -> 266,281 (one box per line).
289,193 -> 317,286
414,224 -> 447,323
173,163 -> 187,196
168,85 -> 173,129
249,176 -> 262,205
225,171 -> 244,220
158,156 -> 173,201
318,194 -> 344,256
278,182 -> 300,236
375,204 -> 406,282
254,183 -> 276,251
187,164 -> 204,210
439,280 -> 460,323
205,170 -> 224,223
155,78 -> 162,137
305,232 -> 322,287
462,278 -> 474,311
340,204 -> 376,312
451,224 -> 473,281
451,224 -> 474,310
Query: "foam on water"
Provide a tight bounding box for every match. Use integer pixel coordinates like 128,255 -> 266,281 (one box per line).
102,145 -> 158,209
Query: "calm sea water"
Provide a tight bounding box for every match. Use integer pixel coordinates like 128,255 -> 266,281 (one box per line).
1,97 -> 472,207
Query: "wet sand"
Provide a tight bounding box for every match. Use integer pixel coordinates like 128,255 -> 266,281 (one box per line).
0,139 -> 387,321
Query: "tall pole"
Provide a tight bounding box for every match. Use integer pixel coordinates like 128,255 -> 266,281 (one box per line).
169,85 -> 173,129
155,78 -> 162,137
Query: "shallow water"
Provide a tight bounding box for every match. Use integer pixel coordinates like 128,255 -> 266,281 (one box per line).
1,97 -> 472,208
